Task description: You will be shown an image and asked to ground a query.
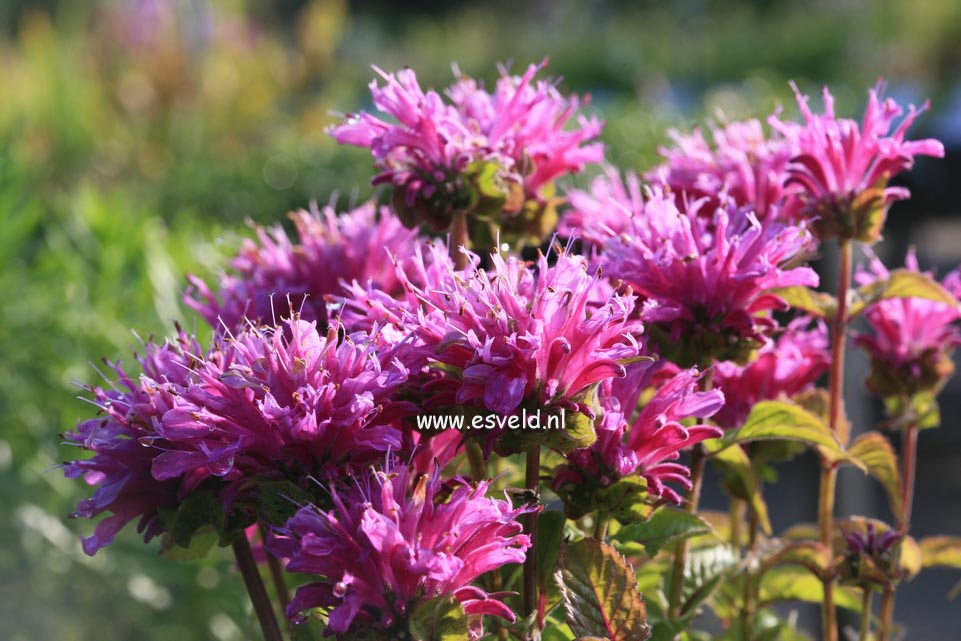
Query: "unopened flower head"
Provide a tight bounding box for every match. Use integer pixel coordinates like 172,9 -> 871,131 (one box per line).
269,459 -> 532,638
185,201 -> 418,332
853,249 -> 961,402
771,81 -> 944,243
555,366 -> 724,510
602,190 -> 818,366
713,316 -> 830,429
328,61 -> 603,242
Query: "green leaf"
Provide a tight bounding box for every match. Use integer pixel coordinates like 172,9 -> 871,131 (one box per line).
409,596 -> 469,641
495,408 -> 597,455
537,510 -> 567,609
850,269 -> 959,319
556,538 -> 651,641
613,508 -> 713,557
725,400 -> 856,467
702,440 -> 772,536
919,536 -> 961,570
848,432 -> 903,522
167,491 -> 226,549
678,544 -> 740,619
773,286 -> 837,319
256,480 -> 315,527
757,567 -> 861,611
159,524 -> 218,561
761,541 -> 832,580
599,476 -> 654,524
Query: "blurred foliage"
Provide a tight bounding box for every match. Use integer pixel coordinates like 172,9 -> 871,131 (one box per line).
0,0 -> 957,640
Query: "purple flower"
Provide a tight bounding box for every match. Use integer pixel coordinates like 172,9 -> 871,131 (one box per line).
63,318 -> 415,554
555,367 -> 724,507
268,460 -> 532,638
559,166 -> 646,249
713,317 -> 830,429
62,329 -> 205,555
770,81 -> 944,242
601,191 -> 818,366
853,249 -> 961,400
328,61 -> 603,234
185,201 -> 419,332
648,118 -> 798,221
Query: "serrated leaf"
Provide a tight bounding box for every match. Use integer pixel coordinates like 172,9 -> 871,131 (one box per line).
919,536 -> 961,570
850,269 -> 958,318
773,286 -> 837,319
726,400 -> 857,468
409,596 -> 469,641
702,440 -> 772,536
556,538 -> 651,641
613,509 -> 713,557
678,544 -> 740,618
848,432 -> 903,522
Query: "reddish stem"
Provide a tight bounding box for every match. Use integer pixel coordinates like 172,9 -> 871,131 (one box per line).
232,536 -> 284,641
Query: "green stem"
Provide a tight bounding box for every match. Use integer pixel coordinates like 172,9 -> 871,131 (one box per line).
259,524 -> 291,615
466,440 -> 488,482
741,505 -> 759,641
451,210 -> 469,270
730,497 -> 744,548
860,588 -> 873,641
820,238 -> 852,641
878,587 -> 895,641
523,444 -> 541,632
900,426 -> 918,534
668,443 -> 706,618
593,508 -> 610,540
232,536 -> 284,641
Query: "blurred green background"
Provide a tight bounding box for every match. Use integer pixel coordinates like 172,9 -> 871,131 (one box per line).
2,1 -> 960,639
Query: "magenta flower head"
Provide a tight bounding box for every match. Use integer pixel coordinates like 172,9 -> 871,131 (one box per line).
328,60 -> 603,245
770,81 -> 944,243
62,328 -> 203,555
713,316 -> 830,429
559,166 -> 645,249
63,318 -> 415,555
268,459 -> 533,639
648,118 -> 798,221
379,240 -> 644,454
853,249 -> 961,404
554,366 -> 724,516
601,190 -> 818,367
185,201 -> 418,332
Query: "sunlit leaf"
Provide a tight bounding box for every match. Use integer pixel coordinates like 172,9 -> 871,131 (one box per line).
919,536 -> 961,570
773,286 -> 837,319
556,538 -> 651,641
848,432 -> 903,522
849,269 -> 958,318
613,508 -> 714,557
409,596 -> 469,641
703,440 -> 772,535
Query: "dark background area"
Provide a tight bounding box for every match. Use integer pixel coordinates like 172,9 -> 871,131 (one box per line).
2,1 -> 960,639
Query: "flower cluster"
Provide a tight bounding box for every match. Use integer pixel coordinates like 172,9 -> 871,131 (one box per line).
555,366 -> 724,508
329,61 -> 603,240
185,202 -> 419,332
771,82 -> 944,242
853,249 -> 961,402
713,316 -> 830,429
387,243 -> 644,426
269,460 -> 532,638
63,318 -> 415,554
600,191 -> 818,366
649,118 -> 798,220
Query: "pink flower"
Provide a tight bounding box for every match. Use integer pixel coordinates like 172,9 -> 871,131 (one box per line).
853,249 -> 961,400
713,317 -> 830,429
328,61 -> 603,232
63,318 -> 415,554
770,81 -> 944,242
185,201 -> 419,331
380,242 -> 644,421
555,367 -> 724,506
648,118 -> 799,221
601,190 -> 818,366
268,460 -> 532,638
559,166 -> 645,249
